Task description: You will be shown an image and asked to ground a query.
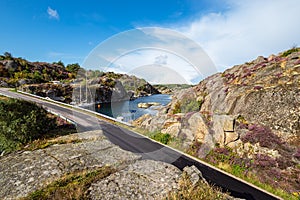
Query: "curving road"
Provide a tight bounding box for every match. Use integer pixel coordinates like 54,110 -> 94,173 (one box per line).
0,88 -> 280,200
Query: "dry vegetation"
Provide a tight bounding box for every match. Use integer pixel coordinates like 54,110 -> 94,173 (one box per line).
167,171 -> 229,200
22,166 -> 115,200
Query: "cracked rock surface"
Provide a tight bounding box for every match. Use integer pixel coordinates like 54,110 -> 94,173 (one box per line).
0,130 -> 144,199
89,159 -> 181,200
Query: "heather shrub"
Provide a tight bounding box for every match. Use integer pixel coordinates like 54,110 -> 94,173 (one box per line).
186,140 -> 203,157
294,148 -> 300,159
258,168 -> 283,188
276,155 -> 295,169
240,124 -> 282,149
205,147 -> 237,165
253,154 -> 277,168
253,86 -> 263,90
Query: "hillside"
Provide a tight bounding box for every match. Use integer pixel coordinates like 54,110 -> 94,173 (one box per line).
0,53 -> 160,103
154,84 -> 193,94
133,48 -> 300,199
0,53 -> 77,87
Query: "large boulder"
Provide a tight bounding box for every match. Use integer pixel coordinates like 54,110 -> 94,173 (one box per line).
161,122 -> 181,137
212,115 -> 237,147
187,112 -> 210,143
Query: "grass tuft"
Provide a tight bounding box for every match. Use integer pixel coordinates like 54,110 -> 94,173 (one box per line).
22,166 -> 114,200
167,172 -> 229,200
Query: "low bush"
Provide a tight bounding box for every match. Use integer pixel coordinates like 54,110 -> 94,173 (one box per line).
281,47 -> 299,57
0,98 -> 56,154
253,154 -> 277,168
172,98 -> 201,114
150,131 -> 172,145
172,102 -> 181,114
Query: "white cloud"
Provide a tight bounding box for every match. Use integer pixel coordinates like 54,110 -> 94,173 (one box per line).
83,28 -> 217,84
48,52 -> 84,62
108,49 -> 194,84
176,0 -> 300,71
47,7 -> 59,20
154,55 -> 168,65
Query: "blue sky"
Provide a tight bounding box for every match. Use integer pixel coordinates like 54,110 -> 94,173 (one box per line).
0,0 -> 223,64
1,0 -> 300,82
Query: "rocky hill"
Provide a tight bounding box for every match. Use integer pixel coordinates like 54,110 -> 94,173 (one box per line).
0,53 -> 77,87
0,53 -> 160,103
20,71 -> 160,104
134,48 -> 300,198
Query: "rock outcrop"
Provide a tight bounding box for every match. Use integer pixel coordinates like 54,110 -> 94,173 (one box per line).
134,48 -> 300,149
0,130 -> 193,199
138,102 -> 161,108
89,160 -> 181,200
133,48 -> 300,196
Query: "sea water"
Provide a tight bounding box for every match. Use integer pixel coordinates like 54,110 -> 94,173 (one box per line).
95,94 -> 171,122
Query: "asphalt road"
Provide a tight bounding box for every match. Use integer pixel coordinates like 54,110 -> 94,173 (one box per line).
0,88 -> 280,200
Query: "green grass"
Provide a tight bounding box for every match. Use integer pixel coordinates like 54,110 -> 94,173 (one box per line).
9,88 -> 17,92
22,166 -> 115,200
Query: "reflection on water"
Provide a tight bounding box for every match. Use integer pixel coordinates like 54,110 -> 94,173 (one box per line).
95,94 -> 171,122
